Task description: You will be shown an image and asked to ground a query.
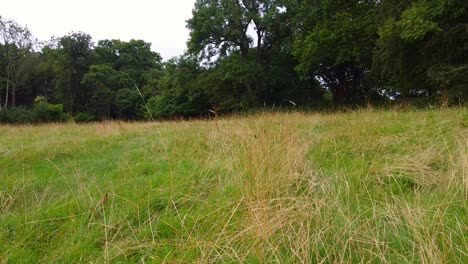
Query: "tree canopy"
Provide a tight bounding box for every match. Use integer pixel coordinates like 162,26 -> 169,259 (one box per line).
0,1 -> 466,123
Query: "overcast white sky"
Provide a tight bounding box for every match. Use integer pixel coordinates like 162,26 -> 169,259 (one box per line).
1,0 -> 196,60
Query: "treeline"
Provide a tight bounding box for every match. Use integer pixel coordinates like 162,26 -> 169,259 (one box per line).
1,0 -> 467,123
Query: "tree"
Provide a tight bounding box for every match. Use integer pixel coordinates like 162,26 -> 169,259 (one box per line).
13,52 -> 43,105
0,43 -> 6,108
55,32 -> 94,113
0,16 -> 34,108
81,64 -> 119,118
187,0 -> 296,95
188,0 -> 251,60
36,39 -> 61,101
293,0 -> 379,104
113,88 -> 142,119
84,39 -> 163,119
374,0 -> 468,102
147,55 -> 209,117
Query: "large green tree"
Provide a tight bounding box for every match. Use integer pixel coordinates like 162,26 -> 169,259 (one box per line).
374,0 -> 468,102
187,0 -> 297,95
55,32 -> 94,113
82,39 -> 163,119
293,0 -> 379,104
37,40 -> 61,102
94,39 -> 162,87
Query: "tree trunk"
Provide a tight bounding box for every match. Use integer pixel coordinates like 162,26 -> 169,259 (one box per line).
245,82 -> 253,94
333,67 -> 347,104
11,84 -> 16,107
333,82 -> 346,105
441,86 -> 449,108
240,45 -> 249,59
4,77 -> 9,109
44,79 -> 48,99
256,30 -> 263,63
240,44 -> 254,95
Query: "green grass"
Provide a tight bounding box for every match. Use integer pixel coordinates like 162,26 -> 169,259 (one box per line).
0,108 -> 467,263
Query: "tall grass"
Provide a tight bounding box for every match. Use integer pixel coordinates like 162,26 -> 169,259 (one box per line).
0,108 -> 466,263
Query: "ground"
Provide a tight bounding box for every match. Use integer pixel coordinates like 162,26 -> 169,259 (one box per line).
0,108 -> 467,263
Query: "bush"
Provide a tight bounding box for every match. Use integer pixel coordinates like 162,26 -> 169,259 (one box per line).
0,99 -> 69,124
0,107 -> 35,124
34,102 -> 69,123
74,112 -> 98,123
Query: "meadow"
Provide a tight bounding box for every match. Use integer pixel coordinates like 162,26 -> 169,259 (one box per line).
0,108 -> 467,263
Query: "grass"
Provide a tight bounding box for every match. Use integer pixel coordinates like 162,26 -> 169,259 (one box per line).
0,108 -> 467,263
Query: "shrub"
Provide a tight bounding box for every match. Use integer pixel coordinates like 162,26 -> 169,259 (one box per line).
34,102 -> 69,123
0,98 -> 69,124
74,112 -> 98,123
0,107 -> 35,124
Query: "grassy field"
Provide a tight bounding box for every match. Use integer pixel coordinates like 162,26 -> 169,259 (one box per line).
0,108 -> 467,263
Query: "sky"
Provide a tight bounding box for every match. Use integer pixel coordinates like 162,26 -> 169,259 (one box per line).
0,0 -> 196,60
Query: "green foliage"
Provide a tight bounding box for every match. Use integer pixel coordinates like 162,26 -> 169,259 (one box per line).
33,101 -> 69,123
1,1 -> 466,121
374,0 -> 468,97
81,65 -> 118,119
187,0 -> 251,59
427,65 -> 468,104
146,94 -> 178,118
146,56 -> 209,118
0,107 -> 35,123
93,39 -> 162,87
187,0 -> 306,104
113,88 -> 142,120
81,64 -> 120,90
0,16 -> 34,107
74,112 -> 98,123
55,32 -> 94,113
198,54 -> 259,111
0,99 -> 68,124
293,0 -> 378,104
80,39 -> 163,120
88,87 -> 115,119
